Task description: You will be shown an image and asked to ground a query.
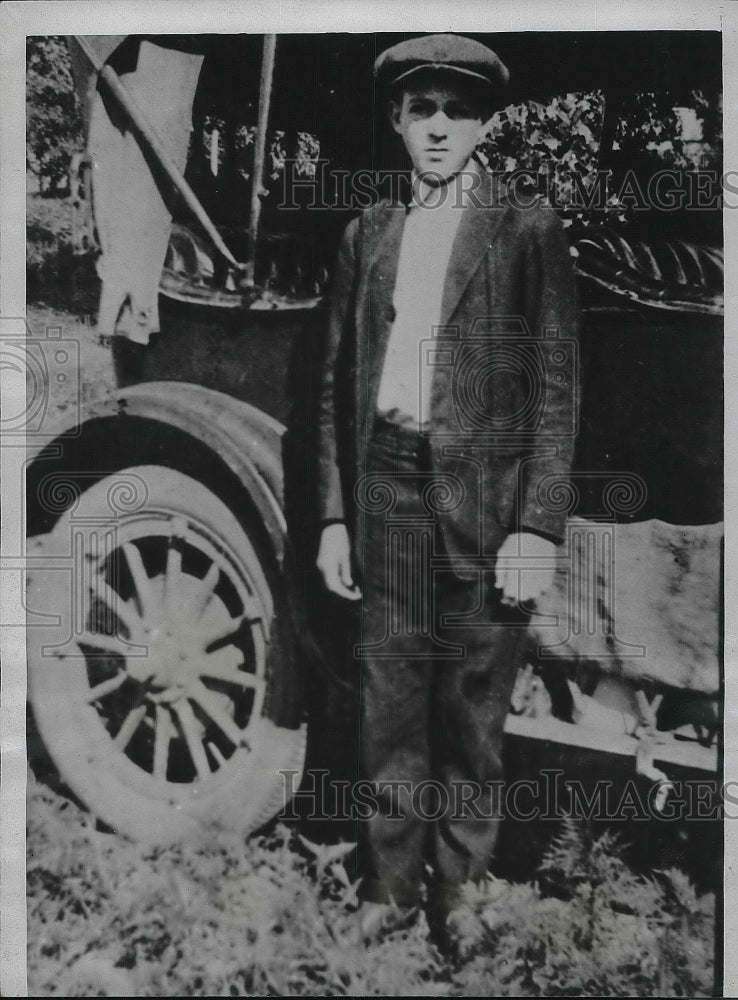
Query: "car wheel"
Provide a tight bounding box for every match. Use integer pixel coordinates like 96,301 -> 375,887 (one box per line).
27,464 -> 306,844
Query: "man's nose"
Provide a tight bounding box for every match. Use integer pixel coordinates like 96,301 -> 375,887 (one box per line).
427,111 -> 449,137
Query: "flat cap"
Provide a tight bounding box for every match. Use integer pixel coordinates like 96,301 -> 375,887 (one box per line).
374,33 -> 510,92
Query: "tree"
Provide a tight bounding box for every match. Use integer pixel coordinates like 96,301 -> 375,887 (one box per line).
479,88 -> 723,215
27,36 -> 84,195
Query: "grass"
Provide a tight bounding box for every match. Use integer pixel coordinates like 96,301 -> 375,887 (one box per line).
27,776 -> 445,997
27,774 -> 715,997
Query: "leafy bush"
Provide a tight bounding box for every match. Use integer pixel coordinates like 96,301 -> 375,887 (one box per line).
480,92 -> 605,210
26,192 -> 98,314
616,89 -> 722,170
455,818 -> 715,997
27,37 -> 84,195
479,88 -> 722,214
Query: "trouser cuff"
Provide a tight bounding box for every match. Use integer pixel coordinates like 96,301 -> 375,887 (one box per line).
358,874 -> 424,907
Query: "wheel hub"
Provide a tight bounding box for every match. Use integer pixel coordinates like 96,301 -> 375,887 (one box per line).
130,616 -> 222,703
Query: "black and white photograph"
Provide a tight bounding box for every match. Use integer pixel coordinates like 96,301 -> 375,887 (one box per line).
0,1 -> 732,995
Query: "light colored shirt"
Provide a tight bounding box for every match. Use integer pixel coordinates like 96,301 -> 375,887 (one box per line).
377,161 -> 477,427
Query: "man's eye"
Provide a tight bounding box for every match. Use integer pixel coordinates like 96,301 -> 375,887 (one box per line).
448,104 -> 473,119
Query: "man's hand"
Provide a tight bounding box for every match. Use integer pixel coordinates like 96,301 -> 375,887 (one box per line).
495,531 -> 557,608
316,523 -> 362,601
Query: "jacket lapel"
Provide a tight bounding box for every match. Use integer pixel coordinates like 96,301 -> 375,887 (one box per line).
363,201 -> 406,365
365,202 -> 406,326
359,170 -> 509,336
440,171 -> 509,326
353,201 -> 406,425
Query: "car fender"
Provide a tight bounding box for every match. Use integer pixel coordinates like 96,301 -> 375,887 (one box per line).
26,380 -> 288,559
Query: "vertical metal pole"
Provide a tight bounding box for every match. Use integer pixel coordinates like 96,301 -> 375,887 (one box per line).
210,127 -> 220,177
245,34 -> 277,289
596,86 -> 625,176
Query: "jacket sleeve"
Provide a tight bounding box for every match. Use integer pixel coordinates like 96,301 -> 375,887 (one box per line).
517,205 -> 580,544
316,215 -> 361,524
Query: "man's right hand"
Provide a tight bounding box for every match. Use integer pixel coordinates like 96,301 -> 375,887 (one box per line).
316,523 -> 362,601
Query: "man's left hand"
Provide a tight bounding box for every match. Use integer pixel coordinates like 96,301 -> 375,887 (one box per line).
495,532 -> 557,608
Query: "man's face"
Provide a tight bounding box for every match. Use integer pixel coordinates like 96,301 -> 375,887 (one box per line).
390,76 -> 488,183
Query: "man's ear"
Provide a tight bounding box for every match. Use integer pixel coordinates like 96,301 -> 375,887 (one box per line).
478,113 -> 495,144
389,100 -> 404,134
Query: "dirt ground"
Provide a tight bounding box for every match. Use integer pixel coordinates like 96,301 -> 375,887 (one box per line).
27,305 -> 114,411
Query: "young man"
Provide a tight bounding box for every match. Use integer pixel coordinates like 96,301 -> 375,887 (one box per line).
316,34 -> 578,941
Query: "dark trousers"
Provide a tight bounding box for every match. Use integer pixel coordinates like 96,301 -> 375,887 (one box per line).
356,419 -> 530,905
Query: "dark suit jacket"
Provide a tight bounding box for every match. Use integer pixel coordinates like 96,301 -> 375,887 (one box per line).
317,169 -> 579,576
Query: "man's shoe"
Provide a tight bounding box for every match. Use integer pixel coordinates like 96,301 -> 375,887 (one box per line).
427,877 -> 503,960
443,901 -> 486,961
359,901 -> 394,941
358,899 -> 419,943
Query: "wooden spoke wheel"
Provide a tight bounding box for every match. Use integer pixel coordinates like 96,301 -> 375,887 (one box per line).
27,465 -> 305,843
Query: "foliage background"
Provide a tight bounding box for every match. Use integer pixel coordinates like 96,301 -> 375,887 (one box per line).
26,36 -> 722,207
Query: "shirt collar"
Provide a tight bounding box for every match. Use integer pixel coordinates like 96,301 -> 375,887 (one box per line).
407,155 -> 482,211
